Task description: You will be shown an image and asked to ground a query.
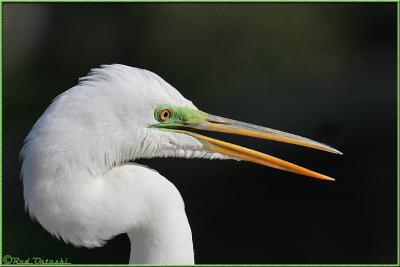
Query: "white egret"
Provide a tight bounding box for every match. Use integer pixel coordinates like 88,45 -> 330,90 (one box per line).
21,64 -> 341,264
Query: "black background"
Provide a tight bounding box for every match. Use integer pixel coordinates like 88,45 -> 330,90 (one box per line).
3,3 -> 397,264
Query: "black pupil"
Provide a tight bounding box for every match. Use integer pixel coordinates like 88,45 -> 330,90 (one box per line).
163,111 -> 169,118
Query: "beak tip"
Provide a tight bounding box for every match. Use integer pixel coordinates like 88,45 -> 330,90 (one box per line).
316,173 -> 335,181
331,148 -> 343,155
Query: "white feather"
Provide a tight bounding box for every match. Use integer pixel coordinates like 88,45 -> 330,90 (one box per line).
21,64 -> 228,263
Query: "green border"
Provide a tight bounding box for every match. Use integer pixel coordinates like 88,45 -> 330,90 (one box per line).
1,0 -> 3,264
0,264 -> 392,267
0,1 -> 397,266
397,0 -> 399,266
0,0 -> 398,2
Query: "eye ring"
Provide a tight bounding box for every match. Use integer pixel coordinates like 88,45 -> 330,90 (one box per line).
159,108 -> 172,122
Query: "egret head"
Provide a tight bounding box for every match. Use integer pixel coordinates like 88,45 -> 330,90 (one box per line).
21,64 -> 341,251
22,64 -> 340,188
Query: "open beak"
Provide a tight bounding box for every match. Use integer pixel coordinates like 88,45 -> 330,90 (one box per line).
153,108 -> 342,181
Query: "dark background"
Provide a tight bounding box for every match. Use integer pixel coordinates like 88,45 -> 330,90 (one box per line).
3,3 -> 397,264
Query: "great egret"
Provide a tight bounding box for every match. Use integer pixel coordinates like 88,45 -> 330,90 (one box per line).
21,64 -> 341,264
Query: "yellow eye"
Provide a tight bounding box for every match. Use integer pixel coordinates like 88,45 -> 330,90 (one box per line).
159,108 -> 172,121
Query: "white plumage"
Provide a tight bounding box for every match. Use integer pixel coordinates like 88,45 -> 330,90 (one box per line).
21,65 -> 227,263
21,64 -> 340,264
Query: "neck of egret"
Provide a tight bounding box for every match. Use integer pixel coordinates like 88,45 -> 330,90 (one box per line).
21,64 -> 340,263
